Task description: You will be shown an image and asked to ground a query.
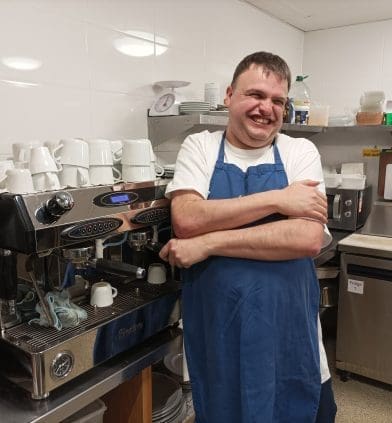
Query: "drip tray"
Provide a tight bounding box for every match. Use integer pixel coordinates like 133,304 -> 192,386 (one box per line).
3,281 -> 180,353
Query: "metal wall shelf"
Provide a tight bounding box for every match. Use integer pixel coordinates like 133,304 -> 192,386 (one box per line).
147,112 -> 392,144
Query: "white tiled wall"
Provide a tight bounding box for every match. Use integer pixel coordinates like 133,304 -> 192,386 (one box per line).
303,20 -> 392,117
0,0 -> 303,162
302,20 -> 392,198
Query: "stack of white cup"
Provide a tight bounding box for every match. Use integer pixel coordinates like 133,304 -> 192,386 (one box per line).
88,139 -> 122,185
56,138 -> 90,188
121,139 -> 164,182
29,145 -> 62,192
0,158 -> 37,194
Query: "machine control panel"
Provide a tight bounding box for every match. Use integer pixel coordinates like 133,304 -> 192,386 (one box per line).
131,207 -> 170,225
61,217 -> 123,239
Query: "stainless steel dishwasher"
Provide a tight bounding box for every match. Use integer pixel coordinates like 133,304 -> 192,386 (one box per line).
336,202 -> 392,384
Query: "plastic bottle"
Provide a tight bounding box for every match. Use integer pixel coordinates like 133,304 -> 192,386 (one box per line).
288,75 -> 311,125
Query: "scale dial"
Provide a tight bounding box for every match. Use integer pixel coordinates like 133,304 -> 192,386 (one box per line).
154,92 -> 175,113
51,351 -> 74,379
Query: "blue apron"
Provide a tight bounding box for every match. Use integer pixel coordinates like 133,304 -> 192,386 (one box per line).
182,133 -> 321,423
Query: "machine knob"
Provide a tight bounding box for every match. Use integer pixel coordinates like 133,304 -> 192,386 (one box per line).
344,199 -> 353,206
45,191 -> 74,218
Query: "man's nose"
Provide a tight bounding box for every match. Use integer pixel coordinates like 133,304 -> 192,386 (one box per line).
257,98 -> 273,114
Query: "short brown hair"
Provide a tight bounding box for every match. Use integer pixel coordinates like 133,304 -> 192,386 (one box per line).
231,51 -> 291,90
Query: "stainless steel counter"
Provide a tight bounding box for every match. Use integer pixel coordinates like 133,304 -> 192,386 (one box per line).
0,327 -> 182,423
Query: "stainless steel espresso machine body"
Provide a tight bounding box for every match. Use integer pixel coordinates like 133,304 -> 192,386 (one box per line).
0,180 -> 180,399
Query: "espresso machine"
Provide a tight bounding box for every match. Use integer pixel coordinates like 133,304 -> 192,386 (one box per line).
0,180 -> 180,399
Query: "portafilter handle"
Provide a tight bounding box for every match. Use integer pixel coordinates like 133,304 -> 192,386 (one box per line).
93,258 -> 146,279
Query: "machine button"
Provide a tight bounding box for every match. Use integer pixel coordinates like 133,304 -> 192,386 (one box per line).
344,200 -> 353,206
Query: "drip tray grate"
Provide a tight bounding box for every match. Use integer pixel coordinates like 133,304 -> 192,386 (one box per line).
4,282 -> 179,353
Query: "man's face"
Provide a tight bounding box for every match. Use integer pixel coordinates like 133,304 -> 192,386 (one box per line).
224,64 -> 288,149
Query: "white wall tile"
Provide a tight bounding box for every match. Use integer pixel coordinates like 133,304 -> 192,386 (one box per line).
303,22 -> 386,115
85,0 -> 154,33
0,3 -> 90,89
0,80 -> 90,155
89,91 -> 154,139
86,24 -> 155,95
0,0 -> 305,156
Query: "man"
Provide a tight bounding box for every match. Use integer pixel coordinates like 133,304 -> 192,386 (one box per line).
159,51 -> 337,422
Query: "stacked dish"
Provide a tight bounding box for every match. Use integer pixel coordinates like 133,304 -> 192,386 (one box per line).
179,101 -> 210,115
152,372 -> 186,423
163,164 -> 175,178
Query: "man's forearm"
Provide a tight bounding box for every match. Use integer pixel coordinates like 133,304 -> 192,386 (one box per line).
171,190 -> 278,238
171,181 -> 327,239
159,218 -> 325,267
203,218 -> 324,261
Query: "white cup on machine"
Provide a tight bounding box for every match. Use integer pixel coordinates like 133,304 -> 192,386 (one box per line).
90,281 -> 118,307
56,138 -> 89,168
89,165 -> 122,185
147,263 -> 167,285
121,139 -> 164,182
32,172 -> 61,191
59,165 -> 90,188
29,146 -> 62,174
88,139 -> 120,166
3,168 -> 35,194
12,140 -> 42,163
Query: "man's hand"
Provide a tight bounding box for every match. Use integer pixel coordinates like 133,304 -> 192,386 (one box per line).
159,237 -> 210,268
278,180 -> 328,223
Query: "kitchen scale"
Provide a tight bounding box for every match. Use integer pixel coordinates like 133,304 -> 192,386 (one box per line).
149,80 -> 190,116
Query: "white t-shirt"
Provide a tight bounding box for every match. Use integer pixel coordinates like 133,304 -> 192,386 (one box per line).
167,129 -> 331,383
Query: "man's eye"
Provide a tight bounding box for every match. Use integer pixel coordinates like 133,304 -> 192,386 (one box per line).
273,99 -> 285,107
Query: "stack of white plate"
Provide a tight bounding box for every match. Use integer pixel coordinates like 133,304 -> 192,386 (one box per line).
179,101 -> 210,115
152,372 -> 186,423
163,164 -> 175,178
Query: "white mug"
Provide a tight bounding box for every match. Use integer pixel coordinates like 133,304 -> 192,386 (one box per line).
89,165 -> 122,185
5,168 -> 35,194
147,263 -> 167,284
90,281 -> 118,307
56,138 -> 89,168
29,146 -> 62,174
0,160 -> 14,180
59,165 -> 90,188
122,164 -> 163,182
12,140 -> 42,163
32,172 -> 61,191
121,139 -> 154,166
122,165 -> 154,182
88,139 -> 119,166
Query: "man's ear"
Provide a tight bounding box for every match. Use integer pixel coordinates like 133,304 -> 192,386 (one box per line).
224,85 -> 233,107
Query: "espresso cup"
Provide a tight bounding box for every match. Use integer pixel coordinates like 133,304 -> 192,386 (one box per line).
29,146 -> 62,174
12,140 -> 42,163
88,139 -> 119,166
59,165 -> 90,188
121,139 -> 154,166
89,165 -> 122,185
90,281 -> 118,307
32,172 -> 61,191
5,168 -> 35,194
122,164 -> 154,182
147,263 -> 167,284
56,138 -> 89,168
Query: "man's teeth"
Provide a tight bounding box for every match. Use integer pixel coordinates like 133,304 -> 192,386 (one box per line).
252,117 -> 270,124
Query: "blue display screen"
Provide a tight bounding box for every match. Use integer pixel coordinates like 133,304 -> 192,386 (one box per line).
110,194 -> 129,203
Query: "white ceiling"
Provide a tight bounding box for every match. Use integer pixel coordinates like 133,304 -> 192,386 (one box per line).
245,0 -> 392,31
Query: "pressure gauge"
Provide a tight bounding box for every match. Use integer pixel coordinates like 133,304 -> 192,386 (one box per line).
51,351 -> 74,379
